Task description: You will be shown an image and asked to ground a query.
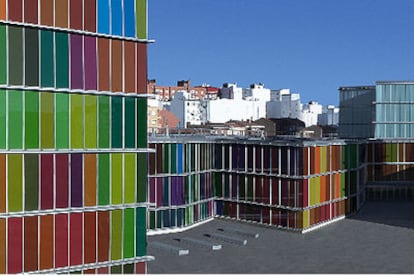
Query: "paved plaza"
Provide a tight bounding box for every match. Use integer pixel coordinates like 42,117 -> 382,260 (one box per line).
147,201 -> 414,273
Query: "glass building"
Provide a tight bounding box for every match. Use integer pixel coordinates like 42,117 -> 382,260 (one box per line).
148,136 -> 365,233
339,85 -> 376,139
0,0 -> 151,273
375,81 -> 414,139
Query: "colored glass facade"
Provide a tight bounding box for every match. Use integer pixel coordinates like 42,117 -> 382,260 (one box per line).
366,141 -> 414,200
148,140 -> 215,230
148,137 -> 367,233
0,0 -> 150,274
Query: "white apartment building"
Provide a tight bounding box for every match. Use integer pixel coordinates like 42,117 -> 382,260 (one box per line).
169,91 -> 207,128
318,105 -> 339,125
266,89 -> 302,119
301,101 -> 323,127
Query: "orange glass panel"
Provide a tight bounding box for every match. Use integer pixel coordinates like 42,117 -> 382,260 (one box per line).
40,0 -> 54,26
84,154 -> 97,206
84,212 -> 96,264
24,216 -> 38,272
124,41 -> 136,93
111,39 -> 122,92
0,0 -> 5,20
40,215 -> 54,270
55,0 -> 68,28
98,38 -> 110,91
314,147 -> 320,174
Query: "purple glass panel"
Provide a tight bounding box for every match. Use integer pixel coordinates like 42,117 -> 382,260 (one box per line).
84,36 -> 97,90
170,177 -> 177,205
70,34 -> 84,89
156,178 -> 162,207
70,154 -> 83,207
239,145 -> 245,171
149,178 -> 155,204
177,177 -> 184,205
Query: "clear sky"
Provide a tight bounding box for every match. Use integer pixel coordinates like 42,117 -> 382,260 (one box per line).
148,0 -> 414,106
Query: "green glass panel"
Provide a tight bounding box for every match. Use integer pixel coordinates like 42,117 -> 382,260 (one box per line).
0,25 -> 6,84
8,155 -> 23,212
171,143 -> 177,173
41,30 -> 54,87
124,153 -> 135,204
341,173 -> 346,198
25,91 -> 39,149
25,28 -> 39,86
149,211 -> 155,229
24,154 -> 39,211
123,208 -> 134,258
8,90 -> 23,149
0,90 -> 6,148
137,153 -> 146,203
214,172 -> 222,197
40,92 -> 54,148
123,264 -> 134,274
111,210 -> 122,260
98,154 -> 110,205
137,98 -> 147,148
111,154 -> 122,204
136,0 -> 147,39
110,266 -> 122,274
55,32 -> 69,88
111,97 -> 122,148
136,207 -> 146,256
98,96 -> 110,148
55,93 -> 69,148
84,95 -> 97,148
70,94 -> 83,149
8,26 -> 23,85
124,97 -> 135,148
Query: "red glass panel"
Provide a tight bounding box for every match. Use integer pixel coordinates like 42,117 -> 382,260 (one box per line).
41,154 -> 54,210
84,0 -> 96,32
8,217 -> 22,273
70,213 -> 83,266
136,43 -> 147,94
70,0 -> 83,30
98,211 -> 109,262
8,0 -> 22,22
0,219 -> 5,274
24,0 -> 38,24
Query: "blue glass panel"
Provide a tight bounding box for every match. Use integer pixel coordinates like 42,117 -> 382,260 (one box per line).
124,0 -> 135,37
98,0 -> 110,34
111,0 -> 122,36
177,143 -> 183,173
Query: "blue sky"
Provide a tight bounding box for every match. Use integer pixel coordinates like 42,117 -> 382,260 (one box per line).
148,0 -> 414,105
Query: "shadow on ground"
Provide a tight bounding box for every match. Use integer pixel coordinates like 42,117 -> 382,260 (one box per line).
348,201 -> 414,230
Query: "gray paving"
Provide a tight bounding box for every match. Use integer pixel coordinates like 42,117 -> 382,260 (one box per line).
147,202 -> 414,273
